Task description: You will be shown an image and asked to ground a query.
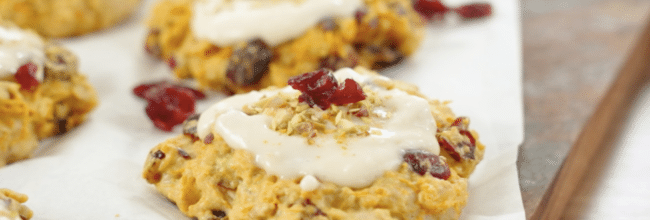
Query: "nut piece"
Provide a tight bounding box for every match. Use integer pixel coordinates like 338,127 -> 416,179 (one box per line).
226,39 -> 273,86
44,44 -> 78,81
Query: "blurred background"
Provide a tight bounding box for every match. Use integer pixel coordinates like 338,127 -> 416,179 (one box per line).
519,0 -> 650,219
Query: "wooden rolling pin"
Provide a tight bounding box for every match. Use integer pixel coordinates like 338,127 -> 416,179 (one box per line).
531,16 -> 650,220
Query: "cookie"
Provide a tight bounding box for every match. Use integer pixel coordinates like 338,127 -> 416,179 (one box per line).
143,67 -> 484,220
0,189 -> 32,220
144,0 -> 424,94
0,0 -> 141,38
0,23 -> 99,167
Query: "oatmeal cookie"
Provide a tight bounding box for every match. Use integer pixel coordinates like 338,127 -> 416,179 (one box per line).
144,0 -> 424,94
143,68 -> 484,220
0,189 -> 33,220
0,23 -> 98,167
0,0 -> 141,38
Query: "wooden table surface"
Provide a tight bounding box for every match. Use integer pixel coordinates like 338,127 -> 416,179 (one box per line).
519,0 -> 650,218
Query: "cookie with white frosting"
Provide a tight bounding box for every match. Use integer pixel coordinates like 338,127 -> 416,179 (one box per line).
0,22 -> 98,167
143,67 -> 484,220
0,189 -> 32,220
0,0 -> 141,38
144,0 -> 423,94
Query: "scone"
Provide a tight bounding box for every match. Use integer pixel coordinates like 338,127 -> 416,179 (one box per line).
144,0 -> 424,94
0,189 -> 32,220
0,0 -> 141,38
143,67 -> 485,220
0,22 -> 99,167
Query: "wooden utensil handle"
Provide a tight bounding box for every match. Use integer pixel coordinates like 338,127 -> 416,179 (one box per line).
531,16 -> 650,220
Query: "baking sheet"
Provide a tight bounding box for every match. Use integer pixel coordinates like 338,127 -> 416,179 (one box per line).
0,0 -> 525,219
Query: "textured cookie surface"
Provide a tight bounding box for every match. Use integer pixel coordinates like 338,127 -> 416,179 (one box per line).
0,26 -> 99,167
0,0 -> 140,38
0,188 -> 33,220
143,68 -> 484,220
144,0 -> 424,94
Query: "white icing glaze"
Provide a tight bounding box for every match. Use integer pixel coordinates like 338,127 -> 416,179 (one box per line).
192,0 -> 363,46
299,175 -> 321,191
0,25 -> 45,81
197,68 -> 440,188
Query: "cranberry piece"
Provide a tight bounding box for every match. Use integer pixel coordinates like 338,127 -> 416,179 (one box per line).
167,56 -> 177,69
204,133 -> 214,144
355,8 -> 368,23
288,69 -> 367,109
403,149 -> 451,180
145,86 -> 196,131
288,69 -> 339,109
413,0 -> 449,19
455,3 -> 492,19
134,81 -> 205,100
226,39 -> 273,86
152,150 -> 166,159
182,114 -> 201,139
318,54 -> 357,71
14,62 -> 39,91
331,79 -> 366,105
438,136 -> 475,161
177,148 -> 191,159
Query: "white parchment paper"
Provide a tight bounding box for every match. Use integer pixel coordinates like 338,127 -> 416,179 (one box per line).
0,0 -> 525,219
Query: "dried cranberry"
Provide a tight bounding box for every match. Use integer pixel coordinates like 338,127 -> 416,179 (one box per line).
152,150 -> 166,159
413,0 -> 449,19
455,3 -> 492,19
288,69 -> 367,109
167,56 -> 177,69
288,69 -> 339,109
438,136 -> 475,161
331,79 -> 365,105
182,114 -> 201,139
403,149 -> 451,180
177,148 -> 191,159
145,86 -> 196,131
355,8 -> 368,23
14,62 -> 39,91
414,0 -> 492,20
204,133 -> 214,144
133,81 -> 205,100
226,39 -> 273,86
318,54 -> 357,71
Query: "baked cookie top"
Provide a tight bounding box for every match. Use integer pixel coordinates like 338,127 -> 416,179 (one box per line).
0,22 -> 99,167
0,0 -> 141,38
143,67 -> 485,219
144,0 -> 424,93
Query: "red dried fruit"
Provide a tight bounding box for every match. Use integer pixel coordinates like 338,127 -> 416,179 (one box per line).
145,86 -> 196,131
288,69 -> 367,110
167,56 -> 177,69
133,81 -> 205,100
438,136 -> 475,161
152,150 -> 165,160
14,62 -> 39,91
177,148 -> 191,159
182,114 -> 201,139
134,81 -> 205,131
413,0 -> 449,19
414,0 -> 492,20
403,149 -> 451,180
226,39 -> 273,86
288,69 -> 339,109
204,133 -> 214,144
455,3 -> 492,19
331,79 -> 366,105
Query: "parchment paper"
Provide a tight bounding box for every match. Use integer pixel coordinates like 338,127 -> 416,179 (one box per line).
0,0 -> 525,219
